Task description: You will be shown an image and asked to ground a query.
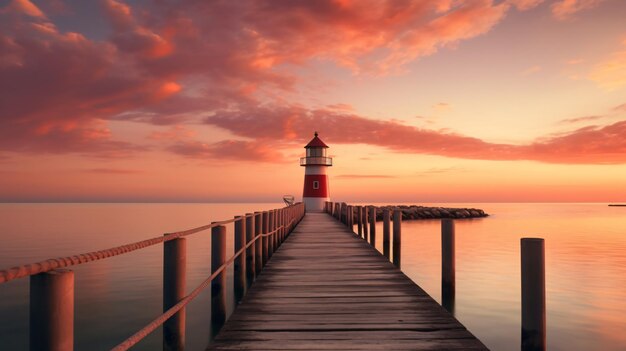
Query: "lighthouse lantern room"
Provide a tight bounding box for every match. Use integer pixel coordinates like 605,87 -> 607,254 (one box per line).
301,132 -> 332,212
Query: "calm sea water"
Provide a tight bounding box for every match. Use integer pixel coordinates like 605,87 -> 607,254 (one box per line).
0,203 -> 625,350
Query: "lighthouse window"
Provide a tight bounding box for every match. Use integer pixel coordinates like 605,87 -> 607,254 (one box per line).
307,148 -> 326,157
313,181 -> 320,189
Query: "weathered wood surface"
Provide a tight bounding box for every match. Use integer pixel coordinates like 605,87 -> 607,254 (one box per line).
209,213 -> 488,351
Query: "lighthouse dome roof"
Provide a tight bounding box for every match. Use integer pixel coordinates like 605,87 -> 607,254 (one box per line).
304,132 -> 329,148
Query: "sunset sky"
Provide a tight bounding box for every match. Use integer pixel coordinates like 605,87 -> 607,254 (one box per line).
1,0 -> 625,202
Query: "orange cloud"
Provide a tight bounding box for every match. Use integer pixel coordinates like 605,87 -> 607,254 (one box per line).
148,125 -> 196,141
1,0 -> 46,18
82,168 -> 143,174
205,104 -> 626,164
168,140 -> 283,163
558,115 -> 606,124
589,40 -> 626,91
508,0 -> 545,11
0,0 -> 617,159
551,0 -> 603,20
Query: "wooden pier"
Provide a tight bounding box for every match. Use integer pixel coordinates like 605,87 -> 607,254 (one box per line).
210,212 -> 488,350
1,201 -> 549,350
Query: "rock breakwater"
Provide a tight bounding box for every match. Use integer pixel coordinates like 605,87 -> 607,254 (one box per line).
352,205 -> 488,221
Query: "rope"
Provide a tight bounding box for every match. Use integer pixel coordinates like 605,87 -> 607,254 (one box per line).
110,222 -> 297,350
0,203 -> 304,350
0,207 -> 300,284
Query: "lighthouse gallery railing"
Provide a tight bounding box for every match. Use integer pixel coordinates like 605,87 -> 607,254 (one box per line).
300,156 -> 332,166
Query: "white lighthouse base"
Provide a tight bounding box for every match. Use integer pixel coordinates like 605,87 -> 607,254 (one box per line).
303,197 -> 328,212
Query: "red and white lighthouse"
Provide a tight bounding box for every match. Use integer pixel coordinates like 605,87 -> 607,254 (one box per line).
301,132 -> 332,212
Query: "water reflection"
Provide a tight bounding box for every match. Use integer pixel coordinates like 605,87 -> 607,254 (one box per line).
364,203 -> 626,351
0,203 -> 280,350
0,203 -> 625,351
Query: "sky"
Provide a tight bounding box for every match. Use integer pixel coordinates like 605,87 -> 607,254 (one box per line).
0,0 -> 625,203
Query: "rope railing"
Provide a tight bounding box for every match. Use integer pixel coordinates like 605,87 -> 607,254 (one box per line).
111,223 -> 288,351
2,202 -> 306,351
0,218 -> 237,284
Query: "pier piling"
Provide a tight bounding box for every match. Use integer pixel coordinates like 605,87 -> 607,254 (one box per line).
210,225 -> 227,338
262,211 -> 269,266
441,219 -> 455,314
521,238 -> 546,351
234,216 -> 246,304
245,213 -> 256,287
254,212 -> 263,275
267,210 -> 276,260
383,208 -> 391,260
392,210 -> 402,268
362,206 -> 369,242
30,269 -> 74,351
163,237 -> 186,351
369,206 -> 376,246
356,206 -> 363,237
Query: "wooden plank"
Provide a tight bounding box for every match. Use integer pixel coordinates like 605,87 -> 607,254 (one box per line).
209,213 -> 488,350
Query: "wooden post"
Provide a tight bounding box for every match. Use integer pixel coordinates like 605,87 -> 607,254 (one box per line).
262,211 -> 269,266
30,269 -> 74,351
276,209 -> 281,247
234,216 -> 246,304
362,206 -> 369,242
336,203 -> 341,221
211,225 -> 226,338
383,208 -> 391,259
441,219 -> 455,314
268,210 -> 274,258
272,209 -> 280,252
282,208 -> 286,241
280,208 -> 285,242
521,238 -> 546,351
280,208 -> 287,245
357,206 -> 363,237
254,212 -> 263,274
392,210 -> 402,268
340,203 -> 345,224
245,213 -> 256,287
369,206 -> 376,247
163,237 -> 186,351
345,205 -> 351,229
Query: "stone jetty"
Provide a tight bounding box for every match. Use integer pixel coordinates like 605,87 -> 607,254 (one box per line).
352,205 -> 488,221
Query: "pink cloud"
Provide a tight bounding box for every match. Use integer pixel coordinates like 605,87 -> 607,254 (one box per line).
1,0 -> 46,18
0,4 -> 180,155
205,104 -> 626,164
168,140 -> 284,163
148,125 -> 196,141
528,122 -> 626,164
559,115 -> 606,124
551,0 -> 603,20
0,0 -> 616,161
508,0 -> 545,11
82,168 -> 143,174
1,0 -> 522,157
589,41 -> 626,91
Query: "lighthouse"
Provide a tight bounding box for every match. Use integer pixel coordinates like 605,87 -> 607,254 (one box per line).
301,132 -> 332,212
